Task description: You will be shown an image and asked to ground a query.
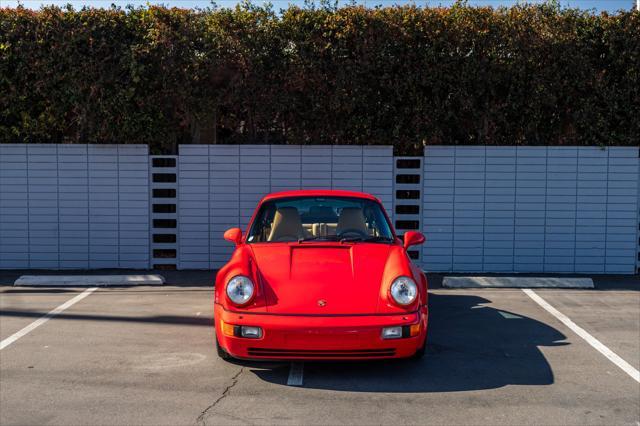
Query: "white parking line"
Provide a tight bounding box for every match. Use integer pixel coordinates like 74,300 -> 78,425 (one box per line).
287,362 -> 304,386
0,287 -> 97,351
523,288 -> 640,383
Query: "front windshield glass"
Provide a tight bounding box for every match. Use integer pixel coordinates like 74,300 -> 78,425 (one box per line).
247,196 -> 394,243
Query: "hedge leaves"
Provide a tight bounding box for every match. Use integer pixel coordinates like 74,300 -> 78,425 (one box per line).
1,3 -> 638,153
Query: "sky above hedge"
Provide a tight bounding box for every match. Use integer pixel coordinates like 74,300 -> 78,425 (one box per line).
4,0 -> 636,13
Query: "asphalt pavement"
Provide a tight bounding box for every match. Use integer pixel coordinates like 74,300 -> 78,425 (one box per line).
0,274 -> 638,425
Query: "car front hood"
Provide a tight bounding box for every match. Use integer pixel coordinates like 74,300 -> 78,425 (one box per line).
249,243 -> 393,314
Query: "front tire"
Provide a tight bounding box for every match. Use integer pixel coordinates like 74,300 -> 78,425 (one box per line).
411,329 -> 428,360
216,336 -> 233,360
411,341 -> 426,359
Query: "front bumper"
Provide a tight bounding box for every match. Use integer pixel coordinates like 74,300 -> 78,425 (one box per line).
214,304 -> 428,360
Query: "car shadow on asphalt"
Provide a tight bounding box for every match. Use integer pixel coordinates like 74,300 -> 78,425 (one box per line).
248,293 -> 568,392
0,309 -> 213,327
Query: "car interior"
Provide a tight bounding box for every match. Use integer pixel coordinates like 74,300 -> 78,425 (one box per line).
254,206 -> 382,242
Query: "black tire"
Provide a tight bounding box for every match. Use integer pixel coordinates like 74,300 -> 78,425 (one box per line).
411,340 -> 427,360
216,337 -> 233,361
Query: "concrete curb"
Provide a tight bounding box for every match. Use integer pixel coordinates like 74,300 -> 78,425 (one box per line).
14,275 -> 165,287
442,276 -> 594,289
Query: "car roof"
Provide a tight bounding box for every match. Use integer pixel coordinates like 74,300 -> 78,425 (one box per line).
260,189 -> 380,203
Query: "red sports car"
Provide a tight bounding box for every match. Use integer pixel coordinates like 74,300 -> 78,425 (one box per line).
214,189 -> 428,360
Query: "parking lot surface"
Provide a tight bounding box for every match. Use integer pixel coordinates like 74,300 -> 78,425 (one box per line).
1,275 -> 638,426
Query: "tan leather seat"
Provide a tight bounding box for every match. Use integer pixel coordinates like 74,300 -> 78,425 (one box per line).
336,207 -> 368,236
268,207 -> 304,241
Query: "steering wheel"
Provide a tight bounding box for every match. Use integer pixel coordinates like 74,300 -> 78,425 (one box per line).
338,228 -> 368,238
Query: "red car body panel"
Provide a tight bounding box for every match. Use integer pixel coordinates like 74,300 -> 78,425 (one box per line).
214,189 -> 428,360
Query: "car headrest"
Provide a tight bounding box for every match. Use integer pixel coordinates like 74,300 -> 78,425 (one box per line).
337,207 -> 368,235
268,207 -> 303,242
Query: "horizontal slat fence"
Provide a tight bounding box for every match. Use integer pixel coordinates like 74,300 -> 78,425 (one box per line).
177,145 -> 394,269
1,144 -> 637,274
1,144 -> 149,269
422,146 -> 639,274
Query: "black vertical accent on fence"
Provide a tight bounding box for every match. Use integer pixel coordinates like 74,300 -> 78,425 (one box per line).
394,157 -> 423,262
150,155 -> 178,270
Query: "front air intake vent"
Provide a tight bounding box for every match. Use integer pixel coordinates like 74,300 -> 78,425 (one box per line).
247,348 -> 396,358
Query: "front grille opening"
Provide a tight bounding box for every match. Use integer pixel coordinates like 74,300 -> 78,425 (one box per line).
248,348 -> 396,358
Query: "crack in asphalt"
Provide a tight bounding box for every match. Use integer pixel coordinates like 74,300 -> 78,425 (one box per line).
196,367 -> 245,426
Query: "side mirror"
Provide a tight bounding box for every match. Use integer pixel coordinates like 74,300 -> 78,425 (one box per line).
223,227 -> 243,246
403,231 -> 425,249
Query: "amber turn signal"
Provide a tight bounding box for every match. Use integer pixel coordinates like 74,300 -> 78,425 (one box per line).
220,319 -> 236,337
409,323 -> 421,337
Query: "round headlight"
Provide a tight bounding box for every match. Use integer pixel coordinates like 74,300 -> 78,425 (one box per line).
226,275 -> 255,305
390,276 -> 418,306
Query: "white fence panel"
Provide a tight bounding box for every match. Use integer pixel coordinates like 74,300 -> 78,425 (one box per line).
422,146 -> 455,271
544,147 -> 577,272
606,147 -> 639,274
209,145 -> 240,269
331,146 -> 363,191
184,144 -> 394,269
88,144 -> 119,268
178,146 -> 209,269
575,147 -> 608,273
483,147 -> 516,272
0,144 -> 150,269
28,144 -> 59,268
302,146 -> 332,189
422,145 -> 639,274
58,144 -> 89,269
364,146 -> 394,213
452,146 -> 485,272
1,143 -> 636,273
241,145 -> 271,229
514,147 -> 547,272
0,144 -> 29,268
118,145 -> 149,268
270,145 -> 301,193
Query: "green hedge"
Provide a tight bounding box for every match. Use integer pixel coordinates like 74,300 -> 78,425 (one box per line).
1,3 -> 638,153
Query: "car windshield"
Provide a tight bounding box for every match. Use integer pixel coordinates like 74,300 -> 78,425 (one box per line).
247,196 -> 394,243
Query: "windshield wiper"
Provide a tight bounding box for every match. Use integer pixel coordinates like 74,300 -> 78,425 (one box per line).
297,236 -> 339,243
339,236 -> 394,243
298,235 -> 393,243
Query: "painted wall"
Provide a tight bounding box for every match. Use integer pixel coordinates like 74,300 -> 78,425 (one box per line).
177,145 -> 393,269
1,144 -> 638,274
422,146 -> 639,274
0,144 -> 149,269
